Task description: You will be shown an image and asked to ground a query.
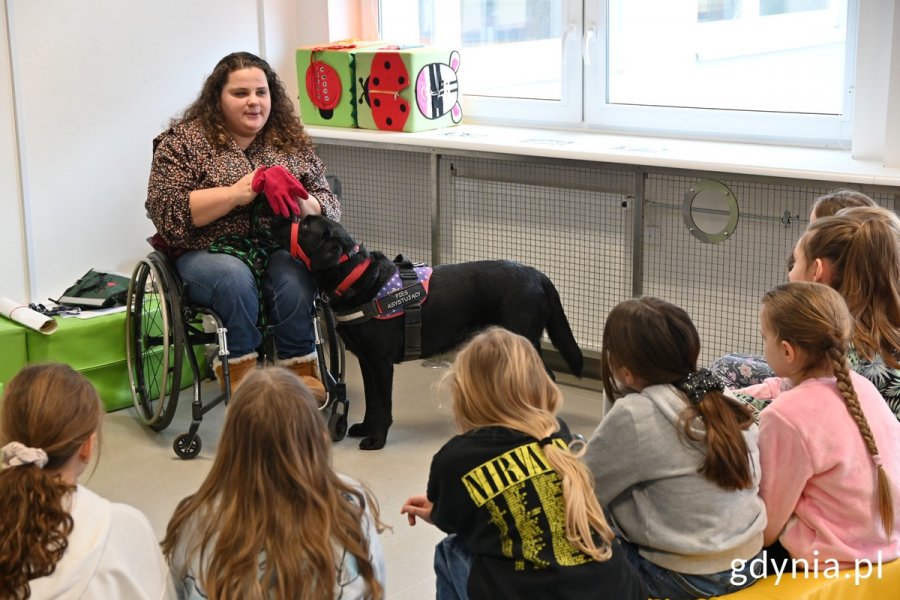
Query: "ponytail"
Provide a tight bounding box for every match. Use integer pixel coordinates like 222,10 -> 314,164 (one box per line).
540,435 -> 614,562
676,369 -> 756,491
0,462 -> 76,599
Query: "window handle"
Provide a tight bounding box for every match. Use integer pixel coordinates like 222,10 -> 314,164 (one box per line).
582,25 -> 597,66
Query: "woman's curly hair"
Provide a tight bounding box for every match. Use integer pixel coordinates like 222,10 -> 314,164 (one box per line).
177,51 -> 311,152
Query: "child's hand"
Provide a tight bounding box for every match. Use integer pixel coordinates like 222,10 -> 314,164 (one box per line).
401,495 -> 433,526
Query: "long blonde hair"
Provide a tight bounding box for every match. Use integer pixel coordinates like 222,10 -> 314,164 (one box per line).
446,327 -> 614,562
162,367 -> 385,600
0,364 -> 102,600
762,281 -> 894,537
800,207 -> 900,368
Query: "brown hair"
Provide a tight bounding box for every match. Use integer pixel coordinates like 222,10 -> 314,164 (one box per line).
761,281 -> 894,536
446,327 -> 615,562
178,51 -> 311,152
799,207 -> 900,368
601,297 -> 756,491
162,366 -> 385,600
810,189 -> 877,220
0,364 -> 103,599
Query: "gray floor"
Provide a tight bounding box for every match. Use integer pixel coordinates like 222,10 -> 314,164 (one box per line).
86,358 -> 605,599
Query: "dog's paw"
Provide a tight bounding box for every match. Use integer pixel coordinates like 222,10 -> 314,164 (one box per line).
348,422 -> 374,438
359,436 -> 386,451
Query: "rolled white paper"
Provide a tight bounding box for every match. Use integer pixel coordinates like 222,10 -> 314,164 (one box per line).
0,298 -> 58,334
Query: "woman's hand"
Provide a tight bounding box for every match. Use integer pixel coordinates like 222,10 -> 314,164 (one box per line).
231,171 -> 258,207
297,193 -> 323,217
189,170 -> 258,227
401,495 -> 434,526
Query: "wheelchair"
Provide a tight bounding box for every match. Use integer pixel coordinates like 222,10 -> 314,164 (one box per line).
124,249 -> 350,460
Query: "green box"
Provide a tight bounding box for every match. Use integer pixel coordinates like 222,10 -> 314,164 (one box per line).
296,41 -> 388,128
0,318 -> 28,387
355,46 -> 462,132
25,312 -> 132,412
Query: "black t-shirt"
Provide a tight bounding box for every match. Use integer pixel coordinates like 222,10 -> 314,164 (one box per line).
427,422 -> 647,600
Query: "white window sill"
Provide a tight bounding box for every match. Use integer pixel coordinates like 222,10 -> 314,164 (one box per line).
307,124 -> 900,188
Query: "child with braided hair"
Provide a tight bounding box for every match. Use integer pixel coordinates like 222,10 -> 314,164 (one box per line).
401,327 -> 646,600
584,296 -> 766,599
756,281 -> 900,563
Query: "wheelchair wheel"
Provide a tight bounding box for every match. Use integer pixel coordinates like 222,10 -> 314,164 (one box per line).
173,432 -> 202,459
125,256 -> 183,432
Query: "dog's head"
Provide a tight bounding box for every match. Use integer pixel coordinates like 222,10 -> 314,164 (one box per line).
271,215 -> 363,273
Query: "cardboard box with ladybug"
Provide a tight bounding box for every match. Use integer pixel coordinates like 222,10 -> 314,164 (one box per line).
355,46 -> 462,132
296,41 -> 388,128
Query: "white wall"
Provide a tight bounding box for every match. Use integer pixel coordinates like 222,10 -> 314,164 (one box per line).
0,0 -> 334,305
0,4 -> 27,303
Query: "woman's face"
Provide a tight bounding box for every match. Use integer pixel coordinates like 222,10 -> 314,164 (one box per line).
220,67 -> 270,146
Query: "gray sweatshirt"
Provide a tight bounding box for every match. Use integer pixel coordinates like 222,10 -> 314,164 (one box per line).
584,384 -> 766,574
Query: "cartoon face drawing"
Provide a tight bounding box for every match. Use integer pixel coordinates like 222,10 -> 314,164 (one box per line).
416,51 -> 462,123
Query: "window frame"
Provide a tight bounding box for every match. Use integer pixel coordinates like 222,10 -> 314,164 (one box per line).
377,0 -> 860,148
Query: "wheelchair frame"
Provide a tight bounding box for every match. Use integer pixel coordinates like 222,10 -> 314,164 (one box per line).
125,249 -> 349,459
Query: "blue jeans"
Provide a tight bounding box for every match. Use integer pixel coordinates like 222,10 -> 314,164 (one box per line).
434,535 -> 472,600
176,249 -> 316,359
617,537 -> 761,599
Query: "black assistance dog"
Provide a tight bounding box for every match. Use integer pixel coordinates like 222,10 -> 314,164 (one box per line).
273,215 -> 583,450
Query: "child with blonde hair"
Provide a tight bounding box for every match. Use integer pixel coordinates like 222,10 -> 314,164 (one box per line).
401,327 -> 646,600
0,363 -> 173,599
756,281 -> 900,562
162,366 -> 386,600
585,296 -> 766,599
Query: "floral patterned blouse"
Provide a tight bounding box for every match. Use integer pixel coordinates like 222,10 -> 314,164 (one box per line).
146,119 -> 340,252
711,348 -> 900,422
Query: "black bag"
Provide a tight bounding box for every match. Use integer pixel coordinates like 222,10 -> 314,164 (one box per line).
55,269 -> 130,309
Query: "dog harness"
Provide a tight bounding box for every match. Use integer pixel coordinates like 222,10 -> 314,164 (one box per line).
333,255 -> 432,360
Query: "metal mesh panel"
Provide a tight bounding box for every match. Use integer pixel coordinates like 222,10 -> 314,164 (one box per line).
439,156 -> 634,352
312,140 -> 899,370
643,174 -> 898,366
316,144 -> 432,260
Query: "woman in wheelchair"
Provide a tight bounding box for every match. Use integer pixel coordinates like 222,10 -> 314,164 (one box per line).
146,51 -> 340,402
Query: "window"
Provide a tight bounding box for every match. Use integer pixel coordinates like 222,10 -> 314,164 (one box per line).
378,0 -> 857,146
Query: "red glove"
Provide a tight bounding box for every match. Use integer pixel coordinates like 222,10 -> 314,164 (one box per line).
252,165 -> 309,218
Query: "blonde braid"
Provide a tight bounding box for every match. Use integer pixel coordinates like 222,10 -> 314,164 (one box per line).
827,347 -> 895,537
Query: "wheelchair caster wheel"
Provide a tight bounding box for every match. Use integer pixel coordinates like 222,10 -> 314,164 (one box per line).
173,433 -> 202,459
328,412 -> 348,442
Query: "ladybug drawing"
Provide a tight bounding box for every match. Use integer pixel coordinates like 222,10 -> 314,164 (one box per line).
305,60 -> 342,119
358,50 -> 411,131
416,51 -> 462,123
304,44 -> 357,120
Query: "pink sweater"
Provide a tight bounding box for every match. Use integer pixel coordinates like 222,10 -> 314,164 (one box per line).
758,373 -> 900,564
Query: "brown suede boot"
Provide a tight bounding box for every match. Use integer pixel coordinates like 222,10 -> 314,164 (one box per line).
277,354 -> 326,405
212,352 -> 258,394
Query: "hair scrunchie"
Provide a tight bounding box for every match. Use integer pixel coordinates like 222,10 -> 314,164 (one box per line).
538,433 -> 560,448
1,441 -> 49,469
675,368 -> 724,405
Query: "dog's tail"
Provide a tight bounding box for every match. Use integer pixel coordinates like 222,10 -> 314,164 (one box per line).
542,274 -> 584,377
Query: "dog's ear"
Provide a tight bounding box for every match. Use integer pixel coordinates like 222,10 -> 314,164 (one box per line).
301,215 -> 359,272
